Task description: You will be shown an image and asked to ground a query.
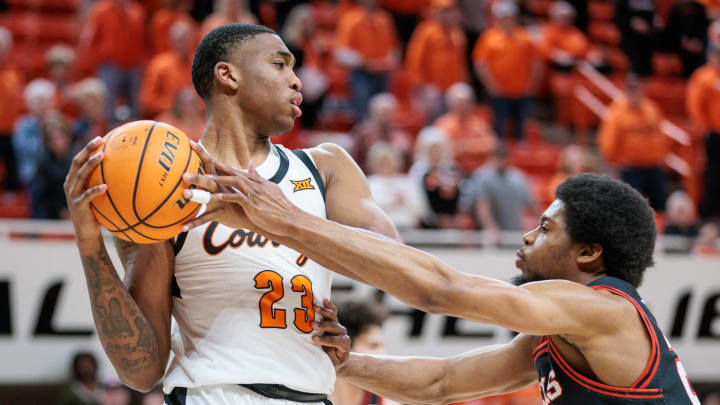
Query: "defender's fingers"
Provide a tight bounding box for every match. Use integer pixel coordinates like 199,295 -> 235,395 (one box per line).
66,137 -> 104,191
216,192 -> 249,204
189,141 -> 217,175
313,335 -> 350,349
313,305 -> 338,321
213,176 -> 252,195
183,189 -> 223,205
182,209 -> 221,231
76,184 -> 107,205
69,152 -> 105,197
183,173 -> 221,193
312,320 -> 346,335
323,299 -> 338,314
212,159 -> 243,176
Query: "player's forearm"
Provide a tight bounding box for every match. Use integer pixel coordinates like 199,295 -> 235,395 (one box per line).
337,353 -> 449,405
282,213 -> 455,314
77,236 -> 165,392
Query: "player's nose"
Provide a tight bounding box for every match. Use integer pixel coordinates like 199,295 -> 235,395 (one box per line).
522,229 -> 535,246
290,70 -> 302,92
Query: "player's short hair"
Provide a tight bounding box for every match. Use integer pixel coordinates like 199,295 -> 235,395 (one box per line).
556,174 -> 656,287
336,300 -> 389,341
191,23 -> 278,100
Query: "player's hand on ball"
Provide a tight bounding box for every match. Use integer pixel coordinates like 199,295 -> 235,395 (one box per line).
312,299 -> 351,369
63,136 -> 107,241
182,141 -> 253,231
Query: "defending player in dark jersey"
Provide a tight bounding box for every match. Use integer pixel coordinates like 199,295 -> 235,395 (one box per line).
182,172 -> 700,405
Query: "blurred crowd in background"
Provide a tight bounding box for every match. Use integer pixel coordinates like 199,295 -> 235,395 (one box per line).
1,0 -> 720,256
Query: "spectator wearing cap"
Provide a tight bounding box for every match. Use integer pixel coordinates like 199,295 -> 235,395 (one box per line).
598,73 -> 669,211
45,44 -> 77,116
460,144 -> 538,243
472,1 -> 541,140
663,0 -> 709,77
539,2 -> 601,71
434,82 -> 497,176
13,79 -> 56,187
687,45 -> 720,218
335,0 -> 400,119
78,0 -> 146,122
351,93 -> 412,173
0,27 -> 22,192
404,0 -> 467,121
151,0 -> 197,56
200,0 -> 257,38
139,20 -> 194,119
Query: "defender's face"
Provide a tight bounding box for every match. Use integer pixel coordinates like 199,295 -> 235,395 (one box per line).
515,200 -> 577,283
230,33 -> 302,135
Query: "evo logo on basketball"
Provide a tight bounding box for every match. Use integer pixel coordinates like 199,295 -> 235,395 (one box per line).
158,131 -> 181,172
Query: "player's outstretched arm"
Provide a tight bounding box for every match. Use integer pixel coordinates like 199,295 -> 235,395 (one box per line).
64,137 -> 173,392
336,334 -> 538,405
183,168 -> 627,337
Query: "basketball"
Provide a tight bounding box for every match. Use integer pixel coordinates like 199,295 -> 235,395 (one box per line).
87,120 -> 203,244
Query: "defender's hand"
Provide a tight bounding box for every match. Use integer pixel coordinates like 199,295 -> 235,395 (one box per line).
183,162 -> 301,237
313,299 -> 351,369
64,136 -> 107,242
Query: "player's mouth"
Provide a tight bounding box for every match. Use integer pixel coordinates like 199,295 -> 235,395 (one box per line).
289,94 -> 303,118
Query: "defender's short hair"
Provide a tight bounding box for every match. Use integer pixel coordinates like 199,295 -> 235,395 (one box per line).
191,23 -> 277,100
556,174 -> 657,287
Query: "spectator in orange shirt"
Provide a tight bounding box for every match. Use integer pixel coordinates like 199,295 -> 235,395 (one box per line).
140,20 -> 194,119
200,0 -> 257,38
473,1 -> 542,140
335,0 -> 400,119
539,2 -> 601,71
0,27 -> 22,192
404,0 -> 467,120
150,0 -> 197,55
598,73 -> 669,210
155,87 -> 205,141
545,144 -> 591,203
434,82 -> 497,175
79,0 -> 146,122
687,45 -> 720,218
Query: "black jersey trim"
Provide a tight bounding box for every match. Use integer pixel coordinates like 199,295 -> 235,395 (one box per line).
292,149 -> 326,201
268,145 -> 290,184
173,231 -> 188,256
164,387 -> 187,405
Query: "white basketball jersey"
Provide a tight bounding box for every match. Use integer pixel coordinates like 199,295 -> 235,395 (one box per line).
163,144 -> 335,394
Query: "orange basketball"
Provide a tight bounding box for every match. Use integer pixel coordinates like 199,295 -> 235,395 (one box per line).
87,120 -> 203,244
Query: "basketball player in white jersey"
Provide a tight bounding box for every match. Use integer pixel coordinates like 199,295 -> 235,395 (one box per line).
63,23 -> 398,404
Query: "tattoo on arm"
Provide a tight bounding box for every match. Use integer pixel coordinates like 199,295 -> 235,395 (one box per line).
81,246 -> 161,376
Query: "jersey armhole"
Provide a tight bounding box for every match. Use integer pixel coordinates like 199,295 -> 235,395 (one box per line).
292,148 -> 326,201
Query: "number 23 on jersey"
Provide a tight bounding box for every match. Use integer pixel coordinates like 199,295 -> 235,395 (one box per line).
254,270 -> 315,333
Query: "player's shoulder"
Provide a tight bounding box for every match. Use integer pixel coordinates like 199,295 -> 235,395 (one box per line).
305,142 -> 356,170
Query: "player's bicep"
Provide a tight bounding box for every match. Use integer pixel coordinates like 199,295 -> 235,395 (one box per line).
113,238 -> 175,354
309,144 -> 400,241
440,334 -> 539,403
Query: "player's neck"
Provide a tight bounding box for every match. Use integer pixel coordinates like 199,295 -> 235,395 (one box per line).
201,112 -> 271,169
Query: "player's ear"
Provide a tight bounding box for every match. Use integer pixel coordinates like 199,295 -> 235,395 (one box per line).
214,61 -> 240,93
576,243 -> 604,272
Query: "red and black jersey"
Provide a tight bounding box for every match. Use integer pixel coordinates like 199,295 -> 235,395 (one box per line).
533,276 -> 700,404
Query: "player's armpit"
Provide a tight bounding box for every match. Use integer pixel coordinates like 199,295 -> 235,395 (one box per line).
338,334 -> 539,405
308,143 -> 401,241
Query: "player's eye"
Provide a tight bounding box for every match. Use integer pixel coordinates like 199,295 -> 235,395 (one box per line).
273,62 -> 284,69
541,225 -> 549,233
